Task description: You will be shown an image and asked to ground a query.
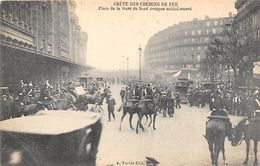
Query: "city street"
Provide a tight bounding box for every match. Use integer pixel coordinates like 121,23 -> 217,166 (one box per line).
96,85 -> 259,166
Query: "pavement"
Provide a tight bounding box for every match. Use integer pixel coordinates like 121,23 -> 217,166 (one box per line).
95,84 -> 259,166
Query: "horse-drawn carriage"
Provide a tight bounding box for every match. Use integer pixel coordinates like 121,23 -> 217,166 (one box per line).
0,110 -> 102,166
174,78 -> 193,103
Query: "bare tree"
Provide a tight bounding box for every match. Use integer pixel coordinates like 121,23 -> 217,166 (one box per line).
206,21 -> 260,90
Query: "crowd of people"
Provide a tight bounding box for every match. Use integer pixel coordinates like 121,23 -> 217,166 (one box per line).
1,77 -> 259,122
119,81 -> 182,118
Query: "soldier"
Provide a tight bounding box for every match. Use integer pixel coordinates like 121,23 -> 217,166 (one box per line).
134,85 -> 141,100
120,87 -> 126,102
146,83 -> 153,99
106,94 -> 116,122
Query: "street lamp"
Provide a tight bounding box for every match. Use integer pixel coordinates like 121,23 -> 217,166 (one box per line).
138,45 -> 142,81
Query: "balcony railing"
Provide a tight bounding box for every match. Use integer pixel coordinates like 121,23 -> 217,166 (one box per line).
0,10 -> 34,36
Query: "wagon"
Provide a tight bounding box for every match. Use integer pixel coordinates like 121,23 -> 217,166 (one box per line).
0,110 -> 102,166
174,79 -> 193,103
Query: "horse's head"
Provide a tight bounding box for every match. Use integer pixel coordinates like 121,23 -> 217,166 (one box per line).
231,119 -> 246,146
225,121 -> 233,141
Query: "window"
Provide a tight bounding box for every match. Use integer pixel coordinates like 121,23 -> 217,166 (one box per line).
192,30 -> 195,36
214,21 -> 218,26
185,31 -> 188,35
206,29 -> 209,34
198,30 -> 201,35
197,55 -> 201,61
213,28 -> 216,34
207,21 -> 210,27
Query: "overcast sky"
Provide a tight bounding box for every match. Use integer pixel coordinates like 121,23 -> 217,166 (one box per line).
75,0 -> 237,71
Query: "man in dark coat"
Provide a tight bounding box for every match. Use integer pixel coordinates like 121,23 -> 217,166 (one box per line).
106,94 -> 116,121
175,92 -> 181,109
120,87 -> 126,103
167,95 -> 175,117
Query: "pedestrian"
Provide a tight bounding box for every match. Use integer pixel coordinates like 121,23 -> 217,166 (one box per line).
175,92 -> 181,109
106,94 -> 116,122
120,87 -> 126,103
167,95 -> 175,117
161,92 -> 167,117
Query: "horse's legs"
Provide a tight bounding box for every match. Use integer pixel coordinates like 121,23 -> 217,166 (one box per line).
148,114 -> 152,127
136,114 -> 144,134
139,114 -> 145,131
144,114 -> 148,124
153,113 -> 157,130
119,111 -> 127,131
136,116 -> 140,134
254,140 -> 258,166
208,140 -> 214,166
214,145 -> 220,166
222,143 -> 227,166
243,140 -> 250,165
129,114 -> 134,130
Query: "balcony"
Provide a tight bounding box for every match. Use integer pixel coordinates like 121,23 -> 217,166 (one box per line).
0,10 -> 36,50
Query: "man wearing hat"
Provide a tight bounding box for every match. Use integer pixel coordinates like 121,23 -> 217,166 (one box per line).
106,93 -> 116,122
120,87 -> 126,103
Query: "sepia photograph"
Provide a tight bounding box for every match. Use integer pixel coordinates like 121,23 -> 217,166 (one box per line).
0,0 -> 260,166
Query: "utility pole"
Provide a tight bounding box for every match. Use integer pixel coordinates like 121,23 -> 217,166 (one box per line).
138,45 -> 142,81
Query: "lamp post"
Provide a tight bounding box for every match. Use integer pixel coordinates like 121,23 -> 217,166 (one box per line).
138,45 -> 142,81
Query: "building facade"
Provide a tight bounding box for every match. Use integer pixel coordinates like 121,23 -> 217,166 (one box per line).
234,0 -> 260,86
0,0 -> 90,86
144,14 -> 233,81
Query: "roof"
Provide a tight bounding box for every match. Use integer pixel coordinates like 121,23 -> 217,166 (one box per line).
0,111 -> 101,135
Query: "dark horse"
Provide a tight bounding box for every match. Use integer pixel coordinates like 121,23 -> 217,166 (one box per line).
231,118 -> 260,166
118,100 -> 140,131
118,98 -> 157,132
135,100 -> 157,134
205,117 -> 232,166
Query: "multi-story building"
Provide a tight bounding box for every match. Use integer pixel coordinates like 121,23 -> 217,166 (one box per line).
144,14 -> 233,80
234,0 -> 260,86
0,0 -> 90,86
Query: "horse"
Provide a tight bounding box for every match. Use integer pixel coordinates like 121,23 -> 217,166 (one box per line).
118,100 -> 140,131
231,118 -> 260,166
205,117 -> 232,166
135,100 -> 157,134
